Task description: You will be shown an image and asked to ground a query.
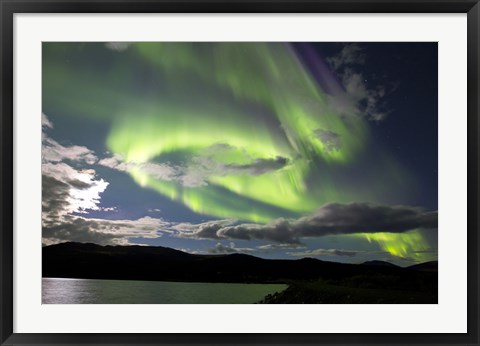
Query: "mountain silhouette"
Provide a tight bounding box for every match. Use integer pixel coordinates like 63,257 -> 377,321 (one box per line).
407,261 -> 438,272
43,242 -> 437,293
362,260 -> 400,268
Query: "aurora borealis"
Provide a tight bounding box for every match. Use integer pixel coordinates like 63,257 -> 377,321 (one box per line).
42,42 -> 438,265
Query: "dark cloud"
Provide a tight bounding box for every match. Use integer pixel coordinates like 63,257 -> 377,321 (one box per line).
294,203 -> 437,236
43,217 -> 105,244
327,43 -> 366,70
176,203 -> 437,244
218,218 -> 300,243
42,175 -> 71,221
66,179 -> 92,190
226,156 -> 289,175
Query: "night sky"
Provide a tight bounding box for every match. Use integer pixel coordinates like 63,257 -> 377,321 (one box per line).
41,42 -> 438,266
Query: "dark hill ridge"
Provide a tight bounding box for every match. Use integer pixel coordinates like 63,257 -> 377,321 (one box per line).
407,261 -> 438,272
43,242 -> 437,293
362,260 -> 400,268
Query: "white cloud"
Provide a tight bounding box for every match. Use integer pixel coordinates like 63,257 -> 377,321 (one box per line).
68,177 -> 109,214
42,115 -> 110,217
42,165 -> 109,217
42,137 -> 98,164
99,207 -> 118,212
42,114 -> 97,165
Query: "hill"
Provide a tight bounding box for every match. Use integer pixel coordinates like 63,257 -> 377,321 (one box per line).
43,242 -> 437,297
362,260 -> 400,268
408,261 -> 438,272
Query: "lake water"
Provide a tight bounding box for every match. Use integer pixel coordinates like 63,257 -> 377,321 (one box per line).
42,278 -> 287,304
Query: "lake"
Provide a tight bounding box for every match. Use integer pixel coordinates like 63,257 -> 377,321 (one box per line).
42,278 -> 287,304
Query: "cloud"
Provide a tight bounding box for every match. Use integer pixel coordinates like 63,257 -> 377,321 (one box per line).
41,116 -> 166,246
314,129 -> 341,152
173,203 -> 437,244
225,156 -> 289,175
99,206 -> 117,212
42,115 -> 97,165
99,154 -> 182,182
216,219 -> 299,243
66,178 -> 92,190
43,162 -> 90,184
173,219 -> 237,239
291,203 -> 437,235
41,166 -> 109,216
207,242 -> 254,254
42,215 -> 169,246
257,243 -> 306,250
42,113 -> 53,128
42,173 -> 110,229
97,155 -> 125,170
42,169 -> 166,246
69,179 -> 109,214
287,248 -> 358,257
42,175 -> 72,223
138,162 -> 179,181
99,151 -> 290,189
326,44 -> 389,121
327,43 -> 366,70
42,116 -> 112,217
340,68 -> 387,121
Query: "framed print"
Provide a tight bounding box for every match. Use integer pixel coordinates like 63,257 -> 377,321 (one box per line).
1,1 -> 479,345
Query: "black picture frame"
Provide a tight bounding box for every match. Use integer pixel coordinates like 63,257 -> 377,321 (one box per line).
1,1 -> 479,345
